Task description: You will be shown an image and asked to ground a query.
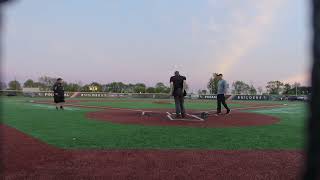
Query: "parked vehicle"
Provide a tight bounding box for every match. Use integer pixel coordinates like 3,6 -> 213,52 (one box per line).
7,92 -> 17,96
288,96 -> 298,101
23,92 -> 36,97
297,96 -> 309,101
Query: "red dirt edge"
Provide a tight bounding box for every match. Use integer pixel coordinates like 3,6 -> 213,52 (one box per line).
1,124 -> 303,180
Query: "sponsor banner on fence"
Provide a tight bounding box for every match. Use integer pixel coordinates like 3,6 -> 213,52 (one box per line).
41,92 -> 72,97
199,95 -> 270,100
199,95 -> 218,99
37,92 -> 169,98
232,95 -> 270,101
79,93 -> 170,98
199,95 -> 231,100
80,93 -> 110,97
38,92 -> 123,98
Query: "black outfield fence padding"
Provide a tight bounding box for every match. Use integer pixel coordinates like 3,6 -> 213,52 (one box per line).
232,95 -> 270,101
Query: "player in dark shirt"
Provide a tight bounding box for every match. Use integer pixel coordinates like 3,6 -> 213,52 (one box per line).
53,78 -> 65,110
170,71 -> 187,118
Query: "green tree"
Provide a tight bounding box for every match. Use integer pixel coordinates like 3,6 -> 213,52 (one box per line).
257,87 -> 263,95
81,82 -> 102,92
23,79 -> 36,88
162,87 -> 170,93
105,82 -> 118,92
81,85 -> 90,92
134,83 -> 146,93
64,83 -> 82,92
283,83 -> 292,95
38,76 -> 57,90
266,81 -> 284,95
232,81 -> 250,95
105,82 -> 127,93
249,85 -> 257,95
146,87 -> 156,93
207,73 -> 219,94
8,80 -> 22,90
155,82 -> 166,93
116,82 -> 126,93
124,83 -> 135,93
0,81 -> 7,90
298,86 -> 311,95
90,82 -> 102,92
34,82 -> 46,90
155,82 -> 170,93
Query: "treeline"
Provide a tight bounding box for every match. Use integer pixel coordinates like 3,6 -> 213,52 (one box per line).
265,81 -> 310,95
1,75 -> 310,95
198,73 -> 311,95
0,76 -> 171,93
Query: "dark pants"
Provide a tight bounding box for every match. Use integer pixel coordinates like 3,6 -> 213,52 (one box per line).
54,95 -> 65,103
174,96 -> 185,115
217,94 -> 230,113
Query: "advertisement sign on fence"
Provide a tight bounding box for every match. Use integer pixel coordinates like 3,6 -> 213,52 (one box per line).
232,95 -> 270,101
80,93 -> 110,97
199,95 -> 232,100
42,92 -> 71,97
199,95 -> 218,99
38,92 -> 168,98
199,95 -> 270,100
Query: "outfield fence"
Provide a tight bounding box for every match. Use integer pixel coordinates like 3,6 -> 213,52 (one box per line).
0,90 -> 309,101
0,90 -> 172,99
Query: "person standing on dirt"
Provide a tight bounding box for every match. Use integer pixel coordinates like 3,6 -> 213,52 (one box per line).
53,78 -> 65,110
215,73 -> 231,115
170,71 -> 187,118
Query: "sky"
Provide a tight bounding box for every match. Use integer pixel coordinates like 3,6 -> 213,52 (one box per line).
2,0 -> 310,92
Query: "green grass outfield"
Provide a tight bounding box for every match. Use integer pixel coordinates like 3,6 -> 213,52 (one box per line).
1,97 -> 306,150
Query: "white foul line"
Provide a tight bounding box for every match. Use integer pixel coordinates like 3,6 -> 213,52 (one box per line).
187,114 -> 205,121
166,112 -> 204,122
169,118 -> 205,122
167,115 -> 174,120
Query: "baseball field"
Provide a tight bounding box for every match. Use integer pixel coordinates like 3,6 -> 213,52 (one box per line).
1,97 -> 306,179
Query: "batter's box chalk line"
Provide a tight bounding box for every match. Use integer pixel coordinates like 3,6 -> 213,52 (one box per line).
166,112 -> 205,122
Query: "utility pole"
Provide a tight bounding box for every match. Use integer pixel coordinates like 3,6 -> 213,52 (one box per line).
294,82 -> 299,97
14,77 -> 17,91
